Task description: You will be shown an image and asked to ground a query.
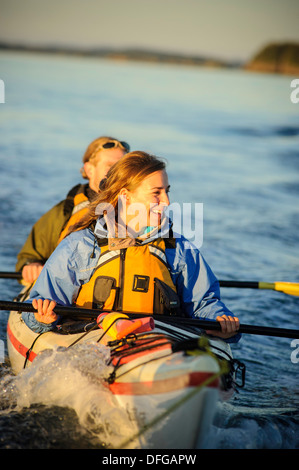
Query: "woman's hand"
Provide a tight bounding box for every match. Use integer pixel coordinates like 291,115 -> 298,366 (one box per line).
32,298 -> 58,324
205,314 -> 240,339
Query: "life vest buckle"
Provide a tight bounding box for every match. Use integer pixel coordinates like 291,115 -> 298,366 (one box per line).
132,275 -> 150,292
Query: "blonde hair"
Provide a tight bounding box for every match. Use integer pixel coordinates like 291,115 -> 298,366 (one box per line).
80,136 -> 127,179
70,151 -> 167,234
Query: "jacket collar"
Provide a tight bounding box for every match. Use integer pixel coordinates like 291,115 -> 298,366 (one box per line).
94,215 -> 173,250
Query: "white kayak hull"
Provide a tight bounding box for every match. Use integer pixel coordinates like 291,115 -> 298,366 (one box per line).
7,309 -> 234,449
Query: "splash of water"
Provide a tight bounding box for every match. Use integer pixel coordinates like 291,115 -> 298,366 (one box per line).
0,343 -> 144,448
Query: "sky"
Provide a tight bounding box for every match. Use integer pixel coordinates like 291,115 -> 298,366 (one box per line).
0,0 -> 299,62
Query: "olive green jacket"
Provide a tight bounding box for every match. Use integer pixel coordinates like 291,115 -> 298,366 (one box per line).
16,183 -> 96,272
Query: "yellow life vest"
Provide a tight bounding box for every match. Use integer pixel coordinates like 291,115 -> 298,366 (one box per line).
57,192 -> 90,245
75,237 -> 181,316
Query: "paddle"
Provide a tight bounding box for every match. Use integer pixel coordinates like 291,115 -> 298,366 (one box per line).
1,271 -> 298,297
219,280 -> 299,297
0,272 -> 23,279
1,300 -> 298,339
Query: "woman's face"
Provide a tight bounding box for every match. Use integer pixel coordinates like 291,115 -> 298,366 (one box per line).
120,170 -> 170,234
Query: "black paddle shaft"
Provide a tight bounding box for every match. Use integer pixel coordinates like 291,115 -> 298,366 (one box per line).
1,300 -> 298,339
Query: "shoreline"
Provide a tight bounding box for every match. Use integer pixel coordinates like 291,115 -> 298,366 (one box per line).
1,43 -> 299,76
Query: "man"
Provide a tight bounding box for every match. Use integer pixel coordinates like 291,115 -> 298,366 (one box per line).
16,136 -> 130,283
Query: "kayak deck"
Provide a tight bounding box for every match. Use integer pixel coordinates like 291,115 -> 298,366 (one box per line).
7,309 -> 237,449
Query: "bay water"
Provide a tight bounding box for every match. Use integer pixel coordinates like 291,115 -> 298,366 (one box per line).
0,51 -> 298,449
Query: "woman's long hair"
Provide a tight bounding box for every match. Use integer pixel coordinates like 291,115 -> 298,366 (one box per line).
68,151 -> 167,235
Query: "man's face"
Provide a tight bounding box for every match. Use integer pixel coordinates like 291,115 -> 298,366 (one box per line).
85,148 -> 126,192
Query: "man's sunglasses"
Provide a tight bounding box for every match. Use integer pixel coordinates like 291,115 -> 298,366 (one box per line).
100,140 -> 130,152
88,140 -> 130,162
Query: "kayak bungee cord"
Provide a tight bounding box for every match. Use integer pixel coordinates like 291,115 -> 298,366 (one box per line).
113,358 -> 229,450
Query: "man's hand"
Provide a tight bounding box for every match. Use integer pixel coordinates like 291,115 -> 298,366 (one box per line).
22,262 -> 44,283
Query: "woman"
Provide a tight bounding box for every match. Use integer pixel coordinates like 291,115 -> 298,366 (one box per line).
23,151 -> 240,342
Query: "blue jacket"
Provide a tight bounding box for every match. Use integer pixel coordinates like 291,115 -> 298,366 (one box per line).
22,224 -> 241,343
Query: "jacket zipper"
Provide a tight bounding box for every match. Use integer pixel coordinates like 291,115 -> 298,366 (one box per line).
117,249 -> 126,311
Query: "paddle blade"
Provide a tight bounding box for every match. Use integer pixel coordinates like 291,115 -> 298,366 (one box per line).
274,282 -> 299,297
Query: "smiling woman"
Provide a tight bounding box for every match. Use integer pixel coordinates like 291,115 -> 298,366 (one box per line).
68,150 -> 170,237
21,151 -> 240,341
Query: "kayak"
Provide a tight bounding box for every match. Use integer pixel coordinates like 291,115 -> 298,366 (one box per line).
6,302 -> 243,449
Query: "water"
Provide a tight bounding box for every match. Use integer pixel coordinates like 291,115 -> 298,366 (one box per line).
0,51 -> 298,449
